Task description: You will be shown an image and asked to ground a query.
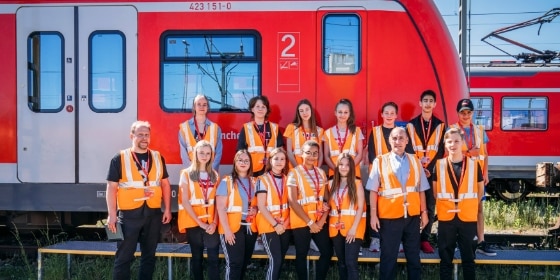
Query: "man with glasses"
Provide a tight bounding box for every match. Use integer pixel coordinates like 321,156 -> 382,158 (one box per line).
366,127 -> 430,280
106,121 -> 172,279
450,99 -> 496,257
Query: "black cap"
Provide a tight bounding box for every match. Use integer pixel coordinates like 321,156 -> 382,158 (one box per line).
456,99 -> 474,112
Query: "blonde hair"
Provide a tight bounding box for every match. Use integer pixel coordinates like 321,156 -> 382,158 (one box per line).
130,120 -> 150,134
192,94 -> 209,115
187,140 -> 218,183
444,127 -> 464,141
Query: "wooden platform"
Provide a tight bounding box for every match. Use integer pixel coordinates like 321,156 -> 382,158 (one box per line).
37,241 -> 560,280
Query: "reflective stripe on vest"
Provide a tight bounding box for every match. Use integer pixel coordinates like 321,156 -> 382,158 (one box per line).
180,120 -> 219,159
118,149 -> 163,210
406,123 -> 444,161
372,126 -> 389,156
289,166 -> 327,229
377,153 -> 421,219
435,158 -> 479,221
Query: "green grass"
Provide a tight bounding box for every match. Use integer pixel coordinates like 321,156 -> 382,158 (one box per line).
1,199 -> 559,279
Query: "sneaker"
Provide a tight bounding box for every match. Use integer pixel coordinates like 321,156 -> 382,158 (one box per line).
399,243 -> 404,253
420,240 -> 434,254
369,237 -> 380,252
359,247 -> 363,256
476,241 -> 497,256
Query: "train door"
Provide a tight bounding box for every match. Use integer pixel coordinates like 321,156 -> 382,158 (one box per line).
315,9 -> 368,132
16,6 -> 137,183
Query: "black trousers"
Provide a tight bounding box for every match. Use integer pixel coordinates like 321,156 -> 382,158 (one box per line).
438,218 -> 477,280
292,226 -> 333,280
262,230 -> 292,280
379,216 -> 421,280
186,226 -> 220,280
219,226 -> 258,280
113,205 -> 162,280
421,181 -> 436,242
332,233 -> 362,280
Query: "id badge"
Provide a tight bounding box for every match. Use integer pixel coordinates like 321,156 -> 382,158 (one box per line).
420,157 -> 430,168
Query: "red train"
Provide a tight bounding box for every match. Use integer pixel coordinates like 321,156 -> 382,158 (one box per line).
468,63 -> 560,201
0,0 -> 466,228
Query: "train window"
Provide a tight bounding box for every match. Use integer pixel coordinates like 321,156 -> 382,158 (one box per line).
501,97 -> 548,130
471,97 -> 493,130
323,14 -> 360,74
161,31 -> 261,112
89,31 -> 126,112
27,32 -> 64,112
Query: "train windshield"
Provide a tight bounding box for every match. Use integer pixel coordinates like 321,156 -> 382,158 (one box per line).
161,32 -> 261,112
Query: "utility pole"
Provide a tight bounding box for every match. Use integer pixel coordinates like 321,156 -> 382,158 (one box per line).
458,0 -> 468,73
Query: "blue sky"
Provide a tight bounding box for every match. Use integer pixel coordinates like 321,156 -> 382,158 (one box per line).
433,0 -> 559,63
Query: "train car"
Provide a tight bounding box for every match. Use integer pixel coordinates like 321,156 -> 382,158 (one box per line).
0,0 -> 466,229
468,63 -> 560,201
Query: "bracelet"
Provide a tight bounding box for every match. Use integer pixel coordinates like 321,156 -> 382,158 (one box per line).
273,223 -> 280,228
307,220 -> 314,226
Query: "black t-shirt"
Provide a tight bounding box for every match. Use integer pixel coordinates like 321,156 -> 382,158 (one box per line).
106,150 -> 169,182
432,159 -> 483,197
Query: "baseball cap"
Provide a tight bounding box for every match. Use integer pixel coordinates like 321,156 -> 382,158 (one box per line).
456,99 -> 474,112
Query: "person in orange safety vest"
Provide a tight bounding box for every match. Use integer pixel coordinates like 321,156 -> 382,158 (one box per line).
366,127 -> 430,280
177,140 -> 220,280
284,99 -> 324,169
327,153 -> 365,280
256,147 -> 291,280
433,127 -> 484,280
105,120 -> 172,280
288,140 -> 333,280
216,149 -> 258,280
237,95 -> 284,177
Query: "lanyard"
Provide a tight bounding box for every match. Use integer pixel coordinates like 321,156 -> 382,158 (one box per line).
194,120 -> 206,141
303,166 -> 321,200
447,157 -> 467,190
461,123 -> 475,150
335,125 -> 348,153
199,177 -> 213,204
420,117 -> 432,156
335,185 -> 348,216
254,121 -> 268,148
131,150 -> 150,186
237,178 -> 253,207
269,172 -> 285,208
301,126 -> 311,141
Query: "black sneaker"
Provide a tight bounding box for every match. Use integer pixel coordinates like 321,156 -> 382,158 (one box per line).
476,241 -> 497,256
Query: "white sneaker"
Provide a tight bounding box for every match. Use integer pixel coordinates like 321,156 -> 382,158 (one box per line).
369,238 -> 380,252
309,239 -> 319,252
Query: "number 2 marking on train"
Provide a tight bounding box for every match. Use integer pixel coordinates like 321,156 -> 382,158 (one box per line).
280,34 -> 296,58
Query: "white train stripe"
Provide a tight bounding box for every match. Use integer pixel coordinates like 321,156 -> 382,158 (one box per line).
471,88 -> 560,93
0,1 -> 405,14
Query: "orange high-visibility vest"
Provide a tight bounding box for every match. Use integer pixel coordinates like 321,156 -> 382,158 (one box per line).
435,158 -> 479,222
327,179 -> 366,238
217,176 -> 258,234
177,170 -> 219,233
243,122 -> 279,173
179,119 -> 220,161
406,122 -> 445,166
284,123 -> 324,169
376,153 -> 421,219
324,126 -> 362,177
117,149 -> 163,210
255,172 -> 290,234
449,123 -> 487,163
288,165 -> 327,229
